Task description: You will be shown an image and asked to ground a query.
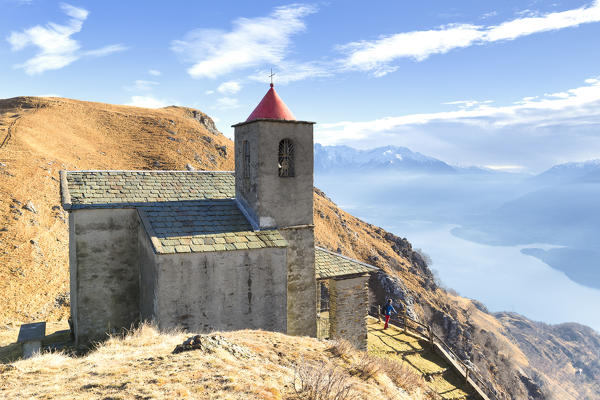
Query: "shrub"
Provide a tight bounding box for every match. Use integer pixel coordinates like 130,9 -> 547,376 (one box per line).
351,354 -> 381,381
378,357 -> 426,394
328,339 -> 355,361
293,361 -> 357,400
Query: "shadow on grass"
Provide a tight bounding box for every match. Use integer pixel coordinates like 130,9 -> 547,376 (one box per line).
0,329 -> 74,363
367,319 -> 475,399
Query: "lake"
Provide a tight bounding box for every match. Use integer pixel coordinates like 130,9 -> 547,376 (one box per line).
316,172 -> 600,332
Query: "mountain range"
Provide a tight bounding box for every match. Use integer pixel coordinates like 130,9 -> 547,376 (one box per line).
315,143 -> 600,180
314,143 -> 457,173
532,159 -> 600,185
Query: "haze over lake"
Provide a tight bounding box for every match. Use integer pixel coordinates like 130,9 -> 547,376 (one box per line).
315,147 -> 600,332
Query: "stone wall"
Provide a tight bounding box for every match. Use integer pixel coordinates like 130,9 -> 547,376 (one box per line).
153,247 -> 287,333
138,220 -> 158,322
70,209 -> 140,345
234,120 -> 314,229
280,226 -> 317,337
329,275 -> 369,350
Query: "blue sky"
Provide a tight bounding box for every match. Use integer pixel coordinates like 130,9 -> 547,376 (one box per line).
2,0 -> 600,172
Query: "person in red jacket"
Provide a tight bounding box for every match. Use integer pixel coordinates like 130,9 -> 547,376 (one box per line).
383,299 -> 397,329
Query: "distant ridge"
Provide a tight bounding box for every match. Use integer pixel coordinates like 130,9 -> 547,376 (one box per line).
533,159 -> 600,185
314,143 -> 455,173
314,143 -> 497,174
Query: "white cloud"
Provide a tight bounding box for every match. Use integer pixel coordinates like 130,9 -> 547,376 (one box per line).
126,96 -> 171,109
205,90 -> 215,95
6,3 -> 126,75
481,11 -> 498,20
215,97 -> 240,110
125,80 -> 159,92
484,165 -> 525,171
171,4 -> 317,79
545,92 -> 569,99
339,1 -> 600,76
247,61 -> 333,85
83,44 -> 128,57
148,69 -> 161,76
60,2 -> 88,20
316,76 -> 600,170
217,81 -> 241,94
320,77 -> 600,139
443,99 -> 493,109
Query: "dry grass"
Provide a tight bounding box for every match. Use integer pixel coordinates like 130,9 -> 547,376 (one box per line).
366,318 -> 472,399
293,362 -> 357,400
352,354 -> 382,381
325,339 -> 433,400
378,358 -> 427,395
329,339 -> 355,361
0,324 -> 432,400
328,340 -> 381,382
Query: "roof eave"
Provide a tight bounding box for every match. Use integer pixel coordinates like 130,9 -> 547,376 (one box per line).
231,118 -> 315,128
59,170 -> 72,210
317,272 -> 371,281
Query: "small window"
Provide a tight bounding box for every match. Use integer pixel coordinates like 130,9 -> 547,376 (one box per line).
278,139 -> 294,177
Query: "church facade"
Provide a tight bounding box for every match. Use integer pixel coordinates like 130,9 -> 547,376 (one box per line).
60,85 -> 376,348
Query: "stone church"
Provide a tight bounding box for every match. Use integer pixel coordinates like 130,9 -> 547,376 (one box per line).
60,84 -> 377,349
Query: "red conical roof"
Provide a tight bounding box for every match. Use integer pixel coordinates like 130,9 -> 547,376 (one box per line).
246,84 -> 296,122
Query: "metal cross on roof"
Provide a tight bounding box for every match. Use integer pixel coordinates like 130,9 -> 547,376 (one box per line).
269,68 -> 276,86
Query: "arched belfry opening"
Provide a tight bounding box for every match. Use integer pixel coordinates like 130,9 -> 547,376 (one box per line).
278,138 -> 294,177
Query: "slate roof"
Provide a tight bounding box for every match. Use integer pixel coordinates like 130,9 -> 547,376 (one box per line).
60,170 -> 288,255
315,247 -> 378,280
138,199 -> 287,254
61,170 -> 235,209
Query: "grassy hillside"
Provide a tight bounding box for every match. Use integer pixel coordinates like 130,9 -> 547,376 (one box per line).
1,96 -> 599,399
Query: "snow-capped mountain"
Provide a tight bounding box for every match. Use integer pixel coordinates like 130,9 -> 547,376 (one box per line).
533,159 -> 600,185
314,143 -> 456,173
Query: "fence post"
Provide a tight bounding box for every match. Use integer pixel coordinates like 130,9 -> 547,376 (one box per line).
403,309 -> 407,333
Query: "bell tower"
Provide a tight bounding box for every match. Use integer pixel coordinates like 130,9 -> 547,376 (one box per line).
232,83 -> 317,337
233,83 -> 314,229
